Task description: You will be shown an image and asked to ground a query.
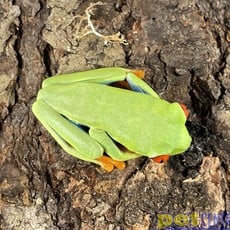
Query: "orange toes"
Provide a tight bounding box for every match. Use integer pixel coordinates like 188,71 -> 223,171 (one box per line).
131,69 -> 145,79
97,156 -> 126,172
152,154 -> 170,163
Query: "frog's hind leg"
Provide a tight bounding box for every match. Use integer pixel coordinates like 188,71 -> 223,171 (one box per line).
89,128 -> 140,170
42,67 -> 158,99
32,100 -> 116,170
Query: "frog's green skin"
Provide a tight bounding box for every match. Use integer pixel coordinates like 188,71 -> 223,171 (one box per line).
32,67 -> 191,171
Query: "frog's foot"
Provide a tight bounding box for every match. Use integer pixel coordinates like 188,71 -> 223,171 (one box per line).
152,154 -> 170,163
97,156 -> 126,172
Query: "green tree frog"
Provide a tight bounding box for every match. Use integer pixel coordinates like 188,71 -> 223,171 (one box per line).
32,67 -> 192,172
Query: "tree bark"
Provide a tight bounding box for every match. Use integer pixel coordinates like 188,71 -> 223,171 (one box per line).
0,0 -> 229,229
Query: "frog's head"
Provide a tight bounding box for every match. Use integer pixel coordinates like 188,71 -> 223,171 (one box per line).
152,103 -> 190,163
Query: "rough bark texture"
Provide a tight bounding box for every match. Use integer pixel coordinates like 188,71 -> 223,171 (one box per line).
0,0 -> 229,229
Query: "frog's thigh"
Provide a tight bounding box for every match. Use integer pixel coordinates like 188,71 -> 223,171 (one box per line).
42,68 -> 127,87
126,73 -> 160,98
89,128 -> 140,161
32,100 -> 104,164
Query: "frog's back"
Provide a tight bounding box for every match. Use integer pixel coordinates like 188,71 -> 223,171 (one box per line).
39,82 -> 191,156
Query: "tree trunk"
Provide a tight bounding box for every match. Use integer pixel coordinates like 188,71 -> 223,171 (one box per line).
0,0 -> 229,229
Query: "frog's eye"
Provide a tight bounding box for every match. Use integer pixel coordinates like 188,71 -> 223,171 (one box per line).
179,103 -> 189,119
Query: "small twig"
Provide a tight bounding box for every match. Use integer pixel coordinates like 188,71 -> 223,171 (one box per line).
73,1 -> 127,45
